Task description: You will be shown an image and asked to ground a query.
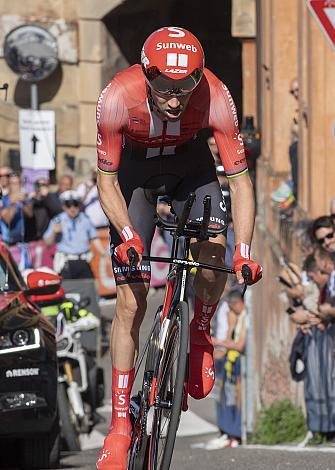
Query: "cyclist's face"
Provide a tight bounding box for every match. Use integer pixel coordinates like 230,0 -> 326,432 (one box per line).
151,89 -> 192,121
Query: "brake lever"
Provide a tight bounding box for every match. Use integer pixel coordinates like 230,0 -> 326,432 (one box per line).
241,264 -> 252,297
127,247 -> 138,278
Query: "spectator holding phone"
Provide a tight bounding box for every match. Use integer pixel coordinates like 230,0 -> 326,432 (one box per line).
25,177 -> 62,241
0,172 -> 33,244
277,262 -> 305,307
50,174 -> 74,207
286,255 -> 326,333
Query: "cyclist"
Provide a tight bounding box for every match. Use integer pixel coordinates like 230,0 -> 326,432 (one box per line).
96,26 -> 262,469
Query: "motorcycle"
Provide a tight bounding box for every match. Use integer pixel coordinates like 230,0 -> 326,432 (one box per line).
50,296 -> 105,451
27,270 -> 105,452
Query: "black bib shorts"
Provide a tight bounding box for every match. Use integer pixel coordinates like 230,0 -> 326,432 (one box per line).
110,134 -> 227,285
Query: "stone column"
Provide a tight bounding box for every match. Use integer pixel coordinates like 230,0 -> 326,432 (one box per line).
267,0 -> 298,174
78,18 -> 106,175
242,39 -> 257,124
77,0 -> 129,177
297,1 -> 310,212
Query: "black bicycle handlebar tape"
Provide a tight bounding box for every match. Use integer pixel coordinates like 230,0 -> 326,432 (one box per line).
127,247 -> 138,278
175,192 -> 196,237
199,195 -> 211,240
241,264 -> 252,285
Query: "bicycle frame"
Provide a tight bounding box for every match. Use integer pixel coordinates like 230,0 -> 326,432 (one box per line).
142,229 -> 235,409
129,192 -> 250,470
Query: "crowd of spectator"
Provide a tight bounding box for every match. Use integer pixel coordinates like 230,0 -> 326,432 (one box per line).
279,208 -> 335,444
0,166 -> 109,279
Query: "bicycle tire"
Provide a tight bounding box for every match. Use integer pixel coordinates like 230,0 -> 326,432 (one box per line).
129,308 -> 161,470
149,301 -> 189,470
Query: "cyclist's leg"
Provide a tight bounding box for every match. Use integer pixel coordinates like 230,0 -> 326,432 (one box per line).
189,233 -> 227,399
97,185 -> 156,470
172,168 -> 228,400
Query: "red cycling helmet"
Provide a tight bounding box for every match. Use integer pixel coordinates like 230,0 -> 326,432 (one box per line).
141,26 -> 204,96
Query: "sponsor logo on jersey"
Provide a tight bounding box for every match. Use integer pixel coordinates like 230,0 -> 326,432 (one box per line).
98,157 -> 113,166
233,132 -> 245,154
156,42 -> 197,52
195,216 -> 226,226
96,82 -> 112,125
222,84 -> 238,128
97,148 -> 107,156
234,157 -> 246,166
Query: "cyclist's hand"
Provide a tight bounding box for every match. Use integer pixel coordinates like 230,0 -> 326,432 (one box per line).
114,226 -> 144,265
233,243 -> 263,285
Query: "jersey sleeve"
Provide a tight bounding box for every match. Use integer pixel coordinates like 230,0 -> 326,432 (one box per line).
96,78 -> 128,175
209,82 -> 248,179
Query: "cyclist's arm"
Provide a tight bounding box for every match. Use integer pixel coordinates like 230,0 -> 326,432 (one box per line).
209,81 -> 254,246
97,172 -> 132,234
229,173 -> 255,246
96,78 -> 131,234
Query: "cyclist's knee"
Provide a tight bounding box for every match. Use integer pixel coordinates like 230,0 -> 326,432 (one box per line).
197,266 -> 226,284
116,283 -> 148,321
193,240 -> 226,284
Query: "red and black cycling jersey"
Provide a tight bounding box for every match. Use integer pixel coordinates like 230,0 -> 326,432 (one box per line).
96,64 -> 247,179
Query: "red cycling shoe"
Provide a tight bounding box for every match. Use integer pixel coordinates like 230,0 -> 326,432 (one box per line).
97,366 -> 135,470
96,432 -> 131,470
188,298 -> 217,400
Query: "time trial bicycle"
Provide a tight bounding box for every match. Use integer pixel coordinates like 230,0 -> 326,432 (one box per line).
127,192 -> 251,470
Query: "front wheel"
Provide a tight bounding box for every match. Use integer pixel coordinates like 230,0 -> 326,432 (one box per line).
128,307 -> 161,470
148,301 -> 189,470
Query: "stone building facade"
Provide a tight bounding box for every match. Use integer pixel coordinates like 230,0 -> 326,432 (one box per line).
0,0 -> 127,178
253,0 -> 335,409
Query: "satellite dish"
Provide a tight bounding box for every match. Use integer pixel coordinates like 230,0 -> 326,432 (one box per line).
4,25 -> 59,82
